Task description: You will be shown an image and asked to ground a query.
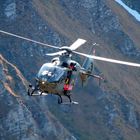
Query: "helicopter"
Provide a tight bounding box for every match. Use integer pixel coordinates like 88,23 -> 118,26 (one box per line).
28,38 -> 103,104
0,30 -> 140,104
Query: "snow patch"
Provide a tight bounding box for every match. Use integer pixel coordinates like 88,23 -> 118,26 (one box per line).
115,0 -> 140,22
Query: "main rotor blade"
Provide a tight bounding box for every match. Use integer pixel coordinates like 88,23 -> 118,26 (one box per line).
74,51 -> 140,67
69,38 -> 86,51
0,30 -> 59,49
46,50 -> 66,56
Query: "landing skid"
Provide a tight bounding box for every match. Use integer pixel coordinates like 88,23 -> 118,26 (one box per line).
28,84 -> 36,96
27,84 -> 43,96
60,101 -> 79,105
57,94 -> 78,105
28,84 -> 78,105
30,93 -> 48,96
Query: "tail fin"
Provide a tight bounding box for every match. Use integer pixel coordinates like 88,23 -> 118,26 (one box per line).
80,49 -> 95,86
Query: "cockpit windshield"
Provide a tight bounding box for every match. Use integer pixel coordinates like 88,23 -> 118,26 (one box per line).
37,63 -> 65,83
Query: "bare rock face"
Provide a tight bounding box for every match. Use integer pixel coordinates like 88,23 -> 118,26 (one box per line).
59,0 -> 140,56
1,0 -> 140,140
0,55 -> 77,140
0,0 -> 63,81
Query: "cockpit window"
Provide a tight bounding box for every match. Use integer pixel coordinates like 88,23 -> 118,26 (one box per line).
37,63 -> 65,82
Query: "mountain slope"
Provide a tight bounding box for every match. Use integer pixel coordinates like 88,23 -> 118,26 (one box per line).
0,54 -> 76,140
107,0 -> 140,50
0,0 -> 140,140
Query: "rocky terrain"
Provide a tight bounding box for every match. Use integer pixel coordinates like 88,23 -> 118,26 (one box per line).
0,0 -> 140,140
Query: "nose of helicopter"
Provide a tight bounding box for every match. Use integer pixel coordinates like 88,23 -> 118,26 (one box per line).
37,78 -> 57,93
37,63 -> 65,83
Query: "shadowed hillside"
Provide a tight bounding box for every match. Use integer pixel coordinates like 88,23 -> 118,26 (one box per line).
0,0 -> 140,140
0,54 -> 76,140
